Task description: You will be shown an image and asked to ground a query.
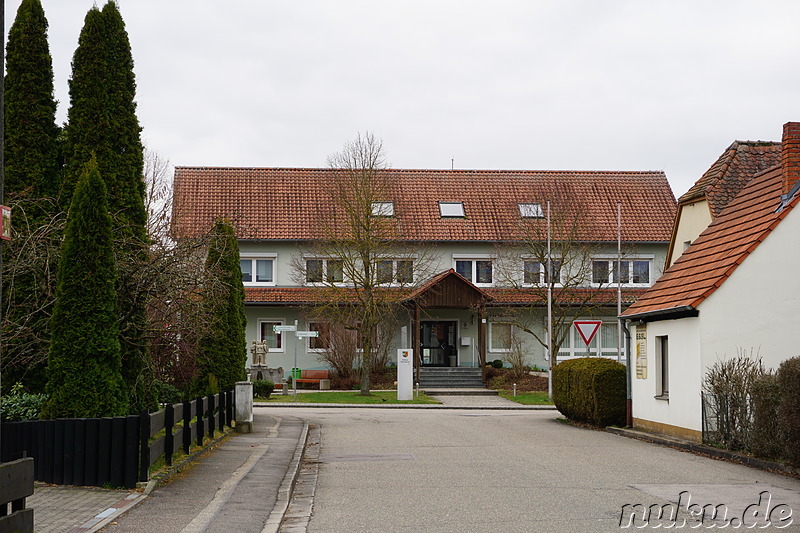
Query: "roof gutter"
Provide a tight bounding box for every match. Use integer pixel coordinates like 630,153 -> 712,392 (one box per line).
620,305 -> 698,323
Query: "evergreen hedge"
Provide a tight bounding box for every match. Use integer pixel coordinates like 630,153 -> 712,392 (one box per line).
749,373 -> 784,460
777,356 -> 800,466
552,357 -> 626,427
195,220 -> 247,394
42,157 -> 128,418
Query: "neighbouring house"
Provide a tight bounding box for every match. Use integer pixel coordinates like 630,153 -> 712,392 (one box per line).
621,122 -> 800,442
172,167 -> 675,378
666,140 -> 780,268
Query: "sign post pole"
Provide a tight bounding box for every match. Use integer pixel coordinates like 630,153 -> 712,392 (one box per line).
293,328 -> 319,402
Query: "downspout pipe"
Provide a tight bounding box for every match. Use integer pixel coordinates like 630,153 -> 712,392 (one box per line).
621,318 -> 632,427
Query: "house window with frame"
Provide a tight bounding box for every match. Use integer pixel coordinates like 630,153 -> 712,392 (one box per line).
591,259 -> 651,285
455,259 -> 493,285
376,259 -> 414,285
522,259 -> 561,285
306,259 -> 344,283
258,320 -> 284,352
240,257 -> 275,285
656,335 -> 669,399
489,321 -> 514,353
308,322 -> 331,351
553,318 -> 620,359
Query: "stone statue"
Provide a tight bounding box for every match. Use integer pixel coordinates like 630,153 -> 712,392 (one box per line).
251,340 -> 268,366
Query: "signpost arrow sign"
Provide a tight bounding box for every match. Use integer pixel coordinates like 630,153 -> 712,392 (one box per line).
573,320 -> 602,347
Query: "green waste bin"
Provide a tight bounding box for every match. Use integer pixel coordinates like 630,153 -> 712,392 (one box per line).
291,368 -> 301,380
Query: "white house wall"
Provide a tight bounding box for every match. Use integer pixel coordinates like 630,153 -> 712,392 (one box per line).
669,200 -> 713,267
698,203 -> 800,372
630,318 -> 703,441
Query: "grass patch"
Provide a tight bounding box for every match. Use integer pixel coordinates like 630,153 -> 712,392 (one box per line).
256,390 -> 440,404
498,390 -> 553,405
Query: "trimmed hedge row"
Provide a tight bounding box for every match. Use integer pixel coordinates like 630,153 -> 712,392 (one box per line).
777,357 -> 800,466
553,357 -> 626,427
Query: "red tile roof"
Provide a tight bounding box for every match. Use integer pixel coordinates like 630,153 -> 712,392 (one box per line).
244,284 -> 645,307
172,168 -> 676,243
622,165 -> 799,320
678,141 -> 781,217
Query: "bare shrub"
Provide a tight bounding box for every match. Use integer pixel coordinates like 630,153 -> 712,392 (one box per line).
702,349 -> 764,449
500,326 -> 528,381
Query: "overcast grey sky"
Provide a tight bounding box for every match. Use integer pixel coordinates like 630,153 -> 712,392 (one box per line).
6,0 -> 800,197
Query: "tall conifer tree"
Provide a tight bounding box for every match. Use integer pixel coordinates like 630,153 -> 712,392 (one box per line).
195,220 -> 247,393
2,0 -> 61,391
43,157 -> 128,418
64,2 -> 153,411
4,0 -> 60,201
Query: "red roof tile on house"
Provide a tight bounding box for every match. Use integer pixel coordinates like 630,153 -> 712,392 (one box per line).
172,168 -> 676,243
622,164 -> 800,320
678,141 -> 781,217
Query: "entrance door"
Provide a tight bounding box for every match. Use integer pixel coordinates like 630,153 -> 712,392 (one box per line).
420,321 -> 458,366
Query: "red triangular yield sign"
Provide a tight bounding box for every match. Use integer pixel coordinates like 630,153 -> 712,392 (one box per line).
573,320 -> 602,347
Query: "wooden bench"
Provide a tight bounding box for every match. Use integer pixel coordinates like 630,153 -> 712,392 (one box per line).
294,369 -> 330,388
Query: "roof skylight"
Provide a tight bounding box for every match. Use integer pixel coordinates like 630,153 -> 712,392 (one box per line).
519,203 -> 544,218
371,201 -> 395,217
439,202 -> 465,217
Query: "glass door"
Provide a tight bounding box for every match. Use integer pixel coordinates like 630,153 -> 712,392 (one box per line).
420,321 -> 457,366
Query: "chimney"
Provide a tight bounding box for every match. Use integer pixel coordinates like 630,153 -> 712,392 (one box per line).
781,122 -> 800,197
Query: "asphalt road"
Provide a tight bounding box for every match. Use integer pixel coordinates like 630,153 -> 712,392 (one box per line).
268,408 -> 800,533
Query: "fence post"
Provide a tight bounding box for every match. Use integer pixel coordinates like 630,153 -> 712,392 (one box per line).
124,415 -> 139,489
234,382 -> 254,433
139,410 -> 150,483
207,394 -> 216,439
165,403 -> 175,466
226,390 -> 234,427
218,392 -> 225,433
195,397 -> 204,447
182,400 -> 192,455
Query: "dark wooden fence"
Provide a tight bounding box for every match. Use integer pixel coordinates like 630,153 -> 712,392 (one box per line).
0,390 -> 235,490
0,457 -> 34,533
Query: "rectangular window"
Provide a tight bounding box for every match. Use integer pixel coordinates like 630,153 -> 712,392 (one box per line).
489,321 -> 513,352
396,260 -> 414,283
439,202 -> 465,217
306,259 -> 343,283
522,260 -> 560,284
309,322 -> 331,351
518,203 -> 544,218
455,259 -> 493,285
656,335 -> 669,399
554,318 -> 621,359
591,259 -> 651,286
259,320 -> 284,352
377,260 -> 393,284
241,257 -> 275,285
371,201 -> 394,217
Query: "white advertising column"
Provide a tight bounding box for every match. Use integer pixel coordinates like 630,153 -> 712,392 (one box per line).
397,349 -> 413,400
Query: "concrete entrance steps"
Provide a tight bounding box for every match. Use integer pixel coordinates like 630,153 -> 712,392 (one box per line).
422,388 -> 499,396
418,367 -> 485,389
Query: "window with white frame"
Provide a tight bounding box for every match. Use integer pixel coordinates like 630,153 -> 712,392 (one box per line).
307,322 -> 331,351
489,321 -> 514,352
258,320 -> 285,352
522,259 -> 561,285
439,201 -> 465,218
552,319 -> 620,359
656,335 -> 669,399
305,259 -> 344,283
240,255 -> 276,285
455,258 -> 493,285
591,258 -> 651,286
376,259 -> 414,284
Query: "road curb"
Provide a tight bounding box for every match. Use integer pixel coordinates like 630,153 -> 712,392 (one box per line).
255,403 -> 556,410
261,419 -> 310,533
606,427 -> 800,478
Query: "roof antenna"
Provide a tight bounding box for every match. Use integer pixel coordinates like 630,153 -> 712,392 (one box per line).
451,157 -> 454,171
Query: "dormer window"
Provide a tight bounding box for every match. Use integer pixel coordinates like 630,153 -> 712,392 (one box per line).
439,201 -> 465,218
371,201 -> 394,217
519,203 -> 544,218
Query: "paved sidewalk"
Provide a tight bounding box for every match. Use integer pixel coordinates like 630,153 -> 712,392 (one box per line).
26,411 -> 307,533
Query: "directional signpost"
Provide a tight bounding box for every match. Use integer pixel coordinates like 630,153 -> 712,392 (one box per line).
573,320 -> 602,357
